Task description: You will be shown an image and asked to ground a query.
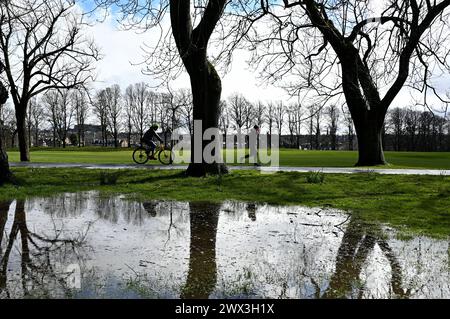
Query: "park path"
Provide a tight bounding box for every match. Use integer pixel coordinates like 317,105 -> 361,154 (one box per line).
10,162 -> 450,176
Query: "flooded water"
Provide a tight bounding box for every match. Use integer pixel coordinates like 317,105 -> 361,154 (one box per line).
0,192 -> 448,299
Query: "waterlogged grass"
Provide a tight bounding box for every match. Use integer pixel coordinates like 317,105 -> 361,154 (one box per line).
6,147 -> 450,169
2,167 -> 450,238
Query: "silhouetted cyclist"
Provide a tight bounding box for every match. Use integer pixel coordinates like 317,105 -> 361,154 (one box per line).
142,124 -> 163,160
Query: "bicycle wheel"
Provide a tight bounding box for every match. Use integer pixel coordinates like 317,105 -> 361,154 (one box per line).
132,147 -> 149,164
158,148 -> 174,165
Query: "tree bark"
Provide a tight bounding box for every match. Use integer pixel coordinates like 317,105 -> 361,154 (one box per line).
16,107 -> 30,161
340,53 -> 387,166
170,0 -> 228,177
0,123 -> 13,185
185,60 -> 229,177
0,76 -> 13,184
353,114 -> 386,166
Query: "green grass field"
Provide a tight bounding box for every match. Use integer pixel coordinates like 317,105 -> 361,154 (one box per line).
2,167 -> 450,238
6,147 -> 450,169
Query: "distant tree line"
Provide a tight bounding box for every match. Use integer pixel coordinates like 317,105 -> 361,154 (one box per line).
0,83 -> 195,148
2,87 -> 450,152
385,107 -> 450,152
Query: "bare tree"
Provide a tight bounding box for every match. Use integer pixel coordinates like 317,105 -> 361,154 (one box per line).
275,101 -> 285,136
404,108 -> 420,151
179,89 -> 194,135
93,89 -> 108,147
169,0 -> 230,175
124,84 -> 135,147
147,91 -> 159,129
104,84 -> 121,148
0,101 -> 15,147
157,92 -> 172,144
244,0 -> 450,165
43,90 -> 58,147
305,105 -> 322,150
265,101 -> 275,147
99,0 -> 238,176
287,105 -> 296,147
343,108 -> 355,151
254,101 -> 265,130
389,108 -> 406,151
72,89 -> 89,147
161,88 -> 187,137
0,56 -> 12,184
229,93 -> 253,133
129,83 -> 151,141
307,106 -> 315,150
291,102 -> 303,149
33,100 -> 44,147
326,105 -> 340,150
286,103 -> 302,148
0,0 -> 99,161
44,89 -> 73,148
218,100 -> 230,137
26,97 -> 37,148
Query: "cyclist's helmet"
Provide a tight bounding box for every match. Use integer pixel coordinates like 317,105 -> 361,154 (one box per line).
151,124 -> 159,130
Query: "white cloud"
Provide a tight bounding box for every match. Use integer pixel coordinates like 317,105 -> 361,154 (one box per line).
86,15 -> 288,103
87,16 -> 153,89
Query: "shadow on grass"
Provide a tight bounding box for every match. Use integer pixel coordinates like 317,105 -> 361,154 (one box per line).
129,171 -> 188,185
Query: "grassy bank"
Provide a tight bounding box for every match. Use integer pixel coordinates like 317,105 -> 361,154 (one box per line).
7,147 -> 450,169
2,167 -> 450,238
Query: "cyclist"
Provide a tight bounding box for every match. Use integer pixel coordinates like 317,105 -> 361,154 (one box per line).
142,124 -> 163,160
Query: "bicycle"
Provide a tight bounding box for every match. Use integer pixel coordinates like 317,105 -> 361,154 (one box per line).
132,143 -> 174,165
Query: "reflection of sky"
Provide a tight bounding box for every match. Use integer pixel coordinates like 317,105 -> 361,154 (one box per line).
1,192 -> 449,299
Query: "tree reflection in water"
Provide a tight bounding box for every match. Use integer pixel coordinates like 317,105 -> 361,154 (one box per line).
181,202 -> 220,299
0,193 -> 448,299
0,201 -> 89,298
323,216 -> 410,299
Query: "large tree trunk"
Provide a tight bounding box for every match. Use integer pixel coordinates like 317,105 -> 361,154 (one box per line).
170,0 -> 228,177
341,55 -> 387,166
353,111 -> 386,166
16,109 -> 30,161
185,59 -> 228,177
1,77 -> 13,184
0,124 -> 13,185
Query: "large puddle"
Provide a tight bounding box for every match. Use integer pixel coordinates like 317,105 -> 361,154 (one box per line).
0,192 -> 448,299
